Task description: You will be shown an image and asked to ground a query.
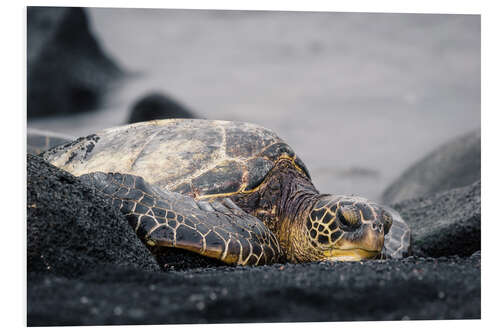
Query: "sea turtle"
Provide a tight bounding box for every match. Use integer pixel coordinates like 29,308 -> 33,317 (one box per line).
38,119 -> 411,265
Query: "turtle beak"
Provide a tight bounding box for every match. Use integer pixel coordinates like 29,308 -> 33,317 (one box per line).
322,248 -> 380,261
325,223 -> 385,261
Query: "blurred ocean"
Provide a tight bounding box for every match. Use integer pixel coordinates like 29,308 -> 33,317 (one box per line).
27,9 -> 480,200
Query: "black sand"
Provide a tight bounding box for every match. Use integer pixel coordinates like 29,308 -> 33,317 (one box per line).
26,155 -> 481,325
27,254 -> 480,325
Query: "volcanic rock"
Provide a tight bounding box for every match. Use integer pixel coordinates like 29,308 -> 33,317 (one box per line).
27,154 -> 159,277
382,130 -> 480,204
27,7 -> 122,117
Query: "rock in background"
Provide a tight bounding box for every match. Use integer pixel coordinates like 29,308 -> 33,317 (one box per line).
382,130 -> 480,204
394,181 -> 480,257
127,92 -> 195,124
27,7 -> 122,117
27,154 -> 159,277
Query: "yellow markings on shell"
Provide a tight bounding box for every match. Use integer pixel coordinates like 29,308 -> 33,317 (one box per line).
277,154 -> 308,176
196,156 -> 307,200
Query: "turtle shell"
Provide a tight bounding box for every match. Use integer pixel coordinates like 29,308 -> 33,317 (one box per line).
42,119 -> 311,198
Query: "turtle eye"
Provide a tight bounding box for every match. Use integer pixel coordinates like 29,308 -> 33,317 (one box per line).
338,206 -> 360,230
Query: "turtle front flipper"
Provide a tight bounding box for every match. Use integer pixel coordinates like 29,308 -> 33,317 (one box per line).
79,172 -> 283,266
380,205 -> 411,259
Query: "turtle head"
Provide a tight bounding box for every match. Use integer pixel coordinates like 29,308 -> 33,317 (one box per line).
305,195 -> 392,261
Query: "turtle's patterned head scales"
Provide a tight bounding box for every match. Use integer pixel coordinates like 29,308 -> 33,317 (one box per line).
306,195 -> 392,261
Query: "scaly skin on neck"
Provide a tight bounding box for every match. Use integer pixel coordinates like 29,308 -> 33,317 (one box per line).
231,159 -> 322,262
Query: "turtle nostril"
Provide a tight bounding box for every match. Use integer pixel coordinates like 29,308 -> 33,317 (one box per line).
371,222 -> 384,232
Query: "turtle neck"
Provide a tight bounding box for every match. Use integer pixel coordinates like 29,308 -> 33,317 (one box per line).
231,159 -> 320,252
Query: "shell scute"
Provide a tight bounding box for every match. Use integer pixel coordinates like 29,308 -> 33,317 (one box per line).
191,160 -> 245,196
244,157 -> 275,191
225,123 -> 279,159
136,215 -> 158,239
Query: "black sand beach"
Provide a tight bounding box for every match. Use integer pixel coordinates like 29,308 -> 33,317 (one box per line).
27,254 -> 480,325
27,154 -> 481,325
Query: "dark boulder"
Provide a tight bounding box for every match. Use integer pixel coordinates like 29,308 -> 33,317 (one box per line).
27,7 -> 122,117
382,130 -> 480,204
127,92 -> 195,124
27,154 -> 159,277
393,181 -> 480,257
